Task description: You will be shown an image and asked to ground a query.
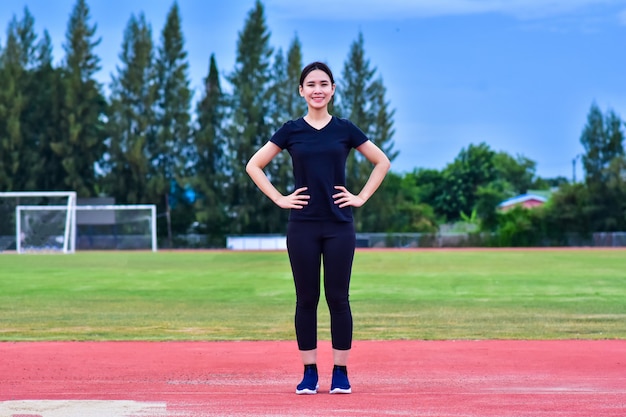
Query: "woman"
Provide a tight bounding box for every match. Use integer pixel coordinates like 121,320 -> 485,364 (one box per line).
246,62 -> 390,395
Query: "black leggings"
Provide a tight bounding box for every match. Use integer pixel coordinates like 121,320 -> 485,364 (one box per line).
286,221 -> 355,351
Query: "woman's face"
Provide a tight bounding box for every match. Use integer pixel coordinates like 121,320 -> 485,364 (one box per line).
299,69 -> 335,111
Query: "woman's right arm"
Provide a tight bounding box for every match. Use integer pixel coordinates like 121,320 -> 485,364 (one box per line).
246,142 -> 309,209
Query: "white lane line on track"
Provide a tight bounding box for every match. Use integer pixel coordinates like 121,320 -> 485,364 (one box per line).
0,400 -> 167,417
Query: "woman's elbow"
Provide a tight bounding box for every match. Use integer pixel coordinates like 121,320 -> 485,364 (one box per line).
379,156 -> 391,173
245,159 -> 256,176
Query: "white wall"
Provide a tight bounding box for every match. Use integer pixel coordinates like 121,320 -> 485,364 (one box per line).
226,236 -> 287,250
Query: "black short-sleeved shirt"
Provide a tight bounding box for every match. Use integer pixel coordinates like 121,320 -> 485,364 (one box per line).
270,116 -> 369,222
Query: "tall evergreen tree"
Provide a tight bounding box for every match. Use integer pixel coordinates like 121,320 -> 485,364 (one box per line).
263,47 -> 293,226
580,103 -> 624,184
0,8 -> 51,191
269,48 -> 288,126
337,32 -> 397,231
56,0 -> 107,196
105,13 -> 156,204
580,104 -> 626,231
267,36 -> 306,217
0,15 -> 29,191
193,54 -> 228,245
271,35 -> 305,123
225,0 -> 275,234
23,29 -> 65,191
285,36 -> 306,119
150,2 -> 193,240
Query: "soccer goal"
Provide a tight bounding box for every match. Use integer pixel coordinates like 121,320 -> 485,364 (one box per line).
0,192 -> 157,253
0,191 -> 77,253
73,204 -> 157,252
17,204 -> 158,253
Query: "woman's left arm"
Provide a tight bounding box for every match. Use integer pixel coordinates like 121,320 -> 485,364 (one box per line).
333,140 -> 391,208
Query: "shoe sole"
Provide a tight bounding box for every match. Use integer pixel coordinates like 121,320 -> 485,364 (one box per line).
295,384 -> 319,395
329,387 -> 352,394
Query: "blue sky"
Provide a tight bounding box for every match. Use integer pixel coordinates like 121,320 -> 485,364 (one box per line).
1,0 -> 626,180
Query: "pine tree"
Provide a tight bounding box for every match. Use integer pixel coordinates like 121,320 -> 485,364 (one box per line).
24,30 -> 65,191
55,0 -> 107,196
0,8 -> 47,191
264,47 -> 292,216
255,35 -> 306,232
150,2 -> 193,240
193,54 -> 228,245
286,35 -> 306,119
337,32 -> 397,231
106,13 -> 156,204
580,103 -> 626,231
0,15 -> 28,191
269,35 -> 305,124
225,0 -> 275,234
151,2 -> 192,182
580,103 -> 625,185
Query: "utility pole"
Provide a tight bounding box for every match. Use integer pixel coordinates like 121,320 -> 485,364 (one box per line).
572,154 -> 581,183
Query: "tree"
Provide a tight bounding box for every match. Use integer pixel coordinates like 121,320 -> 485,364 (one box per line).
435,143 -> 497,222
337,32 -> 397,231
493,151 -> 538,195
376,172 -> 438,233
193,54 -> 228,245
580,103 -> 624,184
105,13 -> 156,204
150,2 -> 193,241
580,104 -> 625,231
55,0 -> 107,196
24,30 -> 65,191
542,183 -> 592,243
0,13 -> 30,191
600,155 -> 626,231
259,35 -> 306,232
494,206 -> 543,247
225,0 -> 276,234
285,35 -> 306,119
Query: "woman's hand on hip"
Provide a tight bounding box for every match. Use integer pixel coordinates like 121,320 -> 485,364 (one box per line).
333,186 -> 365,208
275,187 -> 309,209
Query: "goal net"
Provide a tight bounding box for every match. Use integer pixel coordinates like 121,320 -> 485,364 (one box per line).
17,205 -> 157,253
0,192 -> 157,253
0,191 -> 76,253
74,205 -> 157,251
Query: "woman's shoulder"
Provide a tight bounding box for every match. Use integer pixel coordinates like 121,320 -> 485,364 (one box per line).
279,117 -> 307,131
332,117 -> 359,129
271,118 -> 306,146
331,117 -> 366,134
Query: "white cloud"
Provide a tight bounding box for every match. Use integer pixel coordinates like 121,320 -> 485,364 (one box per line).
267,0 -> 626,20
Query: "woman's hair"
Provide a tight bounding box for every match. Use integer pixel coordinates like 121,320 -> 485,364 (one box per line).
299,61 -> 335,86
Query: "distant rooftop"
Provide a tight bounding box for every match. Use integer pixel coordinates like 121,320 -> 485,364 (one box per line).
498,193 -> 548,208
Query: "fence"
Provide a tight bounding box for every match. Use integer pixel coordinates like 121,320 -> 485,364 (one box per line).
7,232 -> 623,251
592,232 -> 626,247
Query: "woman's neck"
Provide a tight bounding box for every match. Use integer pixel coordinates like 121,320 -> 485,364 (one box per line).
304,108 -> 331,123
303,109 -> 332,130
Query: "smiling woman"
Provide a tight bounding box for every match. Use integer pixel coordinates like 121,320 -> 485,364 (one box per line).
246,61 -> 391,394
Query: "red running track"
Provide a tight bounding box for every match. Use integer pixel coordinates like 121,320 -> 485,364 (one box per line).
1,340 -> 625,416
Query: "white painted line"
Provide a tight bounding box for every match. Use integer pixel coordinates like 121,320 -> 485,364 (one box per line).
0,400 -> 167,417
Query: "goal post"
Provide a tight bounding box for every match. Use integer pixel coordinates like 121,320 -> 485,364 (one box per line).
73,204 -> 157,252
0,191 -> 77,253
0,193 -> 157,253
17,204 -> 157,252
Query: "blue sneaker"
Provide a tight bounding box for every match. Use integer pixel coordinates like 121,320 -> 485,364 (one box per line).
296,366 -> 319,395
329,366 -> 351,394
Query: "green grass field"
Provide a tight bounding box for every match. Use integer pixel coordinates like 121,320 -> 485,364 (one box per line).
0,249 -> 624,341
